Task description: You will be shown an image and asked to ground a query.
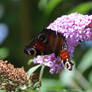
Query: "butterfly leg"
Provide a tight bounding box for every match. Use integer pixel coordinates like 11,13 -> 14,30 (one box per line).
60,49 -> 74,70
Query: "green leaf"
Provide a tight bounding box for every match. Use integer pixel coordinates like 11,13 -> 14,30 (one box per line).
22,89 -> 37,92
69,1 -> 92,14
59,69 -> 74,86
0,89 -> 6,92
27,59 -> 33,65
41,79 -> 63,92
39,0 -> 48,10
88,71 -> 92,85
78,48 -> 92,73
27,64 -> 41,78
44,0 -> 62,16
0,47 -> 9,59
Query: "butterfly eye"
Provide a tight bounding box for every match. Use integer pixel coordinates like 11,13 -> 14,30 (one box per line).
38,33 -> 47,43
30,48 -> 37,56
24,47 -> 37,56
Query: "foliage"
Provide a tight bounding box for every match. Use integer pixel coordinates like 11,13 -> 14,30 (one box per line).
0,0 -> 92,92
27,64 -> 41,78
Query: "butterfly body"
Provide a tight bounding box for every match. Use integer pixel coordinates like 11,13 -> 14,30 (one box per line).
24,29 -> 73,70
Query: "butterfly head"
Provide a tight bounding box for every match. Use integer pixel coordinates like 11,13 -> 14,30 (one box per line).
24,29 -> 50,57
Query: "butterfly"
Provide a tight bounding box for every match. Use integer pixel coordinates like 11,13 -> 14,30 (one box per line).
24,29 -> 74,70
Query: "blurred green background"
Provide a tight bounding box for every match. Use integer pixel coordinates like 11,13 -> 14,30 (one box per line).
0,0 -> 92,92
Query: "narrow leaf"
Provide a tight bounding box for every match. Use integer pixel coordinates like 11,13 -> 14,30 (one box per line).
27,64 -> 41,78
44,0 -> 62,16
69,2 -> 92,14
88,71 -> 92,85
78,48 -> 92,73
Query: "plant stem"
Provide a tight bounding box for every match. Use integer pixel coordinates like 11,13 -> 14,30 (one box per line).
39,65 -> 45,81
38,65 -> 45,92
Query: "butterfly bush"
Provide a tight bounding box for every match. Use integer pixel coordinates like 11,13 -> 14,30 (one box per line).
34,53 -> 63,74
34,13 -> 92,74
47,13 -> 92,58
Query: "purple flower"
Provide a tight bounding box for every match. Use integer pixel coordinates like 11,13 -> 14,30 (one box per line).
33,53 -> 63,74
33,13 -> 92,74
47,13 -> 92,58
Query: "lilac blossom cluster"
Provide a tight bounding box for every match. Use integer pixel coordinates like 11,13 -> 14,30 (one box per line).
33,13 -> 92,74
33,53 -> 63,74
47,13 -> 92,58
